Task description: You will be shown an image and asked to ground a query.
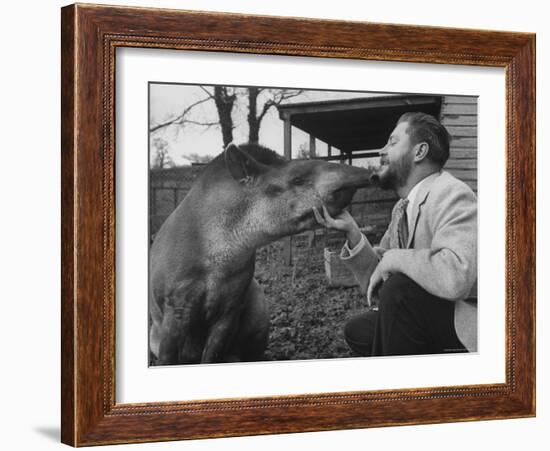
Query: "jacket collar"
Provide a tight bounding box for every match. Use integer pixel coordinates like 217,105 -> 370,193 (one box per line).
406,170 -> 441,248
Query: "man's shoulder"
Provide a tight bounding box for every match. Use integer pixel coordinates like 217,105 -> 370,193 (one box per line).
429,170 -> 476,200
421,171 -> 477,227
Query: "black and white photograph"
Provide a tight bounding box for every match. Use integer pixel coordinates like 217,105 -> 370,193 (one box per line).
148,83 -> 478,366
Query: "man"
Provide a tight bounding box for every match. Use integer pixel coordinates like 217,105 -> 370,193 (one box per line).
314,112 -> 477,356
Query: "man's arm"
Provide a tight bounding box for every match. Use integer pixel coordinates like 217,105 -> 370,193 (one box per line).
378,184 -> 477,301
313,206 -> 383,295
338,201 -> 396,298
339,233 -> 381,295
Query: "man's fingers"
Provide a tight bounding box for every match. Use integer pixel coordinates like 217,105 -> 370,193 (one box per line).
367,281 -> 379,307
366,284 -> 373,307
312,206 -> 326,226
321,204 -> 339,227
367,269 -> 383,308
321,204 -> 333,221
314,204 -> 352,233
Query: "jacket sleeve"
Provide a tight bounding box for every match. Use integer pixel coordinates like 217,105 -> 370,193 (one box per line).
377,225 -> 392,250
381,184 -> 477,301
339,234 -> 384,294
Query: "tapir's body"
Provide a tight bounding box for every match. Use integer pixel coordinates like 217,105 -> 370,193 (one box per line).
149,143 -> 371,364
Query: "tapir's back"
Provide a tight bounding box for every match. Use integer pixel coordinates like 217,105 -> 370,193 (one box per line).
149,161 -> 241,298
150,182 -> 207,299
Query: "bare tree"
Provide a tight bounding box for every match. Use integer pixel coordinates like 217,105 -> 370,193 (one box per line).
151,137 -> 174,169
209,86 -> 236,147
247,87 -> 304,143
182,152 -> 215,165
149,96 -> 214,133
297,141 -> 313,160
149,85 -> 236,152
150,86 -> 303,154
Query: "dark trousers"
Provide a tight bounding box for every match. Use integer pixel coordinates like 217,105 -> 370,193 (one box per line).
344,273 -> 467,357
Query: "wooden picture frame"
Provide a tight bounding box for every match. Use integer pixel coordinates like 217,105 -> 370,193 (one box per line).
61,3 -> 535,446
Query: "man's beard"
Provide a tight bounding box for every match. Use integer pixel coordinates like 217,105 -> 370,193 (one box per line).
376,156 -> 413,191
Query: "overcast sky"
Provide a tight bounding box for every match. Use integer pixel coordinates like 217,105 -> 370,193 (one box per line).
149,83 -> 391,166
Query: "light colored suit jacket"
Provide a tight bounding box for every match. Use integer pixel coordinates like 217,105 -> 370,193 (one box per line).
341,171 -> 478,351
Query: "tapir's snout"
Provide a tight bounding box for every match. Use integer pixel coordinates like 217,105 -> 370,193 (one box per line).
338,164 -> 374,190
317,163 -> 372,213
326,186 -> 356,210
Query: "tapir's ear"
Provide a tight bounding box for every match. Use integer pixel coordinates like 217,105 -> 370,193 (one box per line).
224,143 -> 264,184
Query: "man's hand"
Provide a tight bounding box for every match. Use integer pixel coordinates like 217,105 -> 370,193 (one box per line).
313,205 -> 362,248
366,254 -> 394,306
366,263 -> 384,307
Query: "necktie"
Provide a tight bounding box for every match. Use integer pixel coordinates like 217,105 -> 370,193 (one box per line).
390,198 -> 409,249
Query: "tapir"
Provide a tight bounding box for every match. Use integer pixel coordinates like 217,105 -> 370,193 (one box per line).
149,143 -> 372,365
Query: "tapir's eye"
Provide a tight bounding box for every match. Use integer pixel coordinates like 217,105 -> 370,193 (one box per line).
265,184 -> 284,197
292,177 -> 307,186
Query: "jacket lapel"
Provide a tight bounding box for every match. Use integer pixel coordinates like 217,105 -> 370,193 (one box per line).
406,171 -> 441,248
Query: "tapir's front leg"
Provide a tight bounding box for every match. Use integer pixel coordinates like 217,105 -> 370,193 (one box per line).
201,314 -> 240,363
156,280 -> 203,365
156,303 -> 186,365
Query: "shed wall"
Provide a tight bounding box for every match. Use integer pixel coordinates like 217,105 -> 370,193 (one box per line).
440,95 -> 478,193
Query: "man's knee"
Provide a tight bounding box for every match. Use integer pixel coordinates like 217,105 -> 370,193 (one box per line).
343,310 -> 378,356
378,272 -> 418,312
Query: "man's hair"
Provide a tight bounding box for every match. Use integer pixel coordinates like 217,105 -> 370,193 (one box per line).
397,112 -> 451,167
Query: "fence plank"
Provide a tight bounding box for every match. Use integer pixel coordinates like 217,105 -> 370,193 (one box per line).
450,149 -> 477,159
445,126 -> 477,137
442,96 -> 478,104
441,115 -> 478,126
450,136 -> 477,147
440,104 -> 477,115
447,168 -> 477,181
445,158 -> 478,170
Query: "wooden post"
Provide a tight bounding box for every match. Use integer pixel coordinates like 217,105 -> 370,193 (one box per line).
306,136 -> 316,250
327,144 -> 332,157
283,115 -> 292,160
283,115 -> 293,265
309,134 -> 316,158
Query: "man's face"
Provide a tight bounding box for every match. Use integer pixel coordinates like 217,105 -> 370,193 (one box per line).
376,121 -> 415,190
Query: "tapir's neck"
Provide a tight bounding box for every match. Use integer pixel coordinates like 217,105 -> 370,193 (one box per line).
203,213 -> 267,272
192,177 -> 272,272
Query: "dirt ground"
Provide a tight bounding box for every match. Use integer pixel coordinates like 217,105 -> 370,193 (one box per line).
256,239 -> 370,361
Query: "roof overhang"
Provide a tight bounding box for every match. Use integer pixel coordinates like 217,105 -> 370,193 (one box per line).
278,94 -> 442,152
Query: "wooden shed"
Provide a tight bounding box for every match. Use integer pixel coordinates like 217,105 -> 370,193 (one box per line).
277,93 -> 478,266
278,94 -> 477,192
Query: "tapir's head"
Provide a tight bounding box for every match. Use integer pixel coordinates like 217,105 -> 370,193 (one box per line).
218,143 -> 372,241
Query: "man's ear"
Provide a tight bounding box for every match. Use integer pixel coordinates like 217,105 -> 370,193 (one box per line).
224,143 -> 264,184
413,142 -> 430,163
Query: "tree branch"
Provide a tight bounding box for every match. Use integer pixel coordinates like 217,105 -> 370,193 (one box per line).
186,120 -> 219,127
199,86 -> 215,99
149,95 -> 212,133
276,89 -> 304,103
257,99 -> 275,122
257,90 -> 304,122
